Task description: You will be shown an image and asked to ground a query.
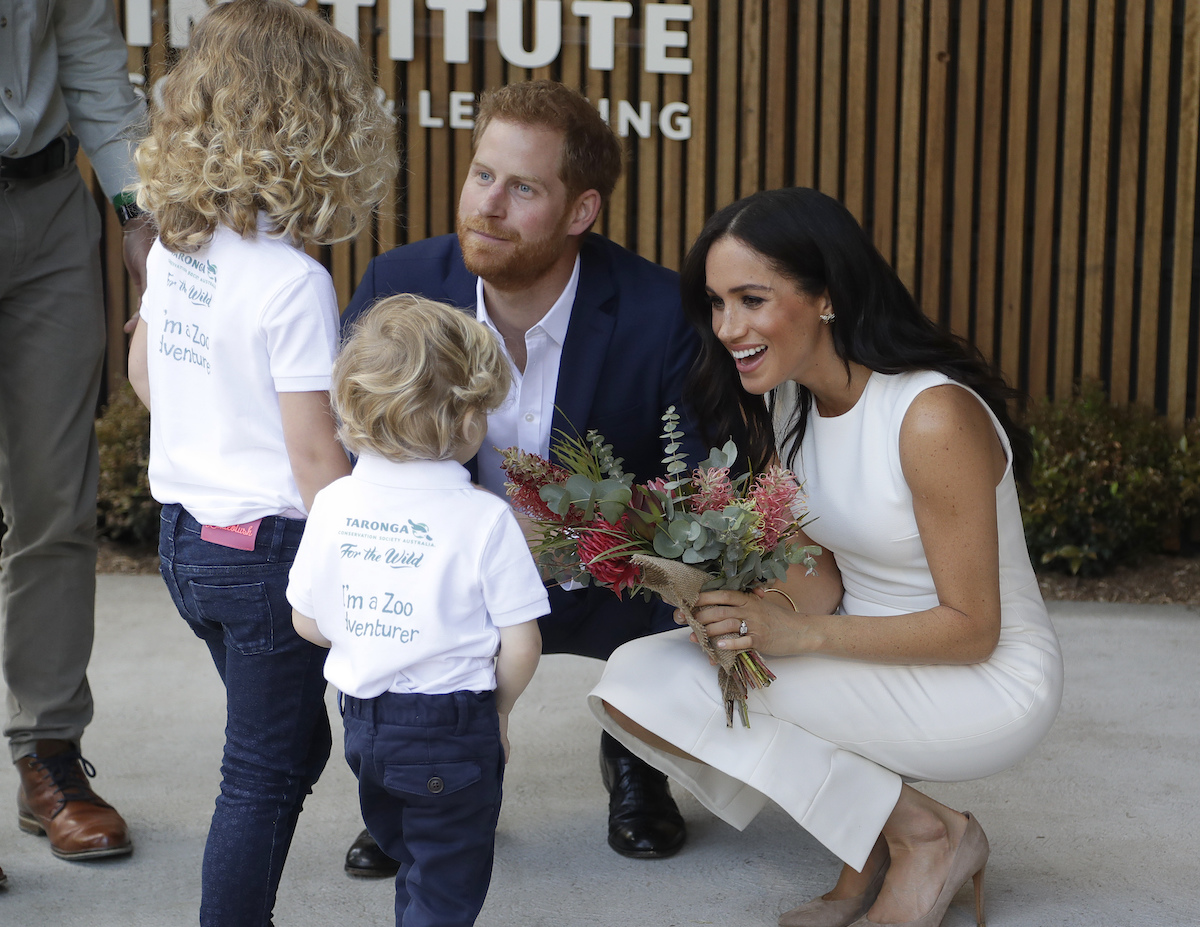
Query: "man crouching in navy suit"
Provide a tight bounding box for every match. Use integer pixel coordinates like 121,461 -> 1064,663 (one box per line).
338,79 -> 708,873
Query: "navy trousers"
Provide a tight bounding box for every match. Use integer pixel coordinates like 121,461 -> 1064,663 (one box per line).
342,689 -> 505,927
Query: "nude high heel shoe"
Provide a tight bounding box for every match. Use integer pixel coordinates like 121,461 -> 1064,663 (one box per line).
848,812 -> 989,927
778,857 -> 890,927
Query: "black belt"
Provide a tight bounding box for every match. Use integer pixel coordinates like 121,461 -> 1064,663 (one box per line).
0,134 -> 79,181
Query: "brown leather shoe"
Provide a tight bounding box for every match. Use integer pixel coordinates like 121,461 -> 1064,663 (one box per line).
15,740 -> 132,860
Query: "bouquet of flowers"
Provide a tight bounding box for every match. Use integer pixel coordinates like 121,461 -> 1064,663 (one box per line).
501,407 -> 820,727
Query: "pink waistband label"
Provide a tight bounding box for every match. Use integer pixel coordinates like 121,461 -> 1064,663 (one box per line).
200,518 -> 263,551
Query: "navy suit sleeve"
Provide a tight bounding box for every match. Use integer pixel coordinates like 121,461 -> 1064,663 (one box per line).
340,235 -> 473,340
342,258 -> 380,336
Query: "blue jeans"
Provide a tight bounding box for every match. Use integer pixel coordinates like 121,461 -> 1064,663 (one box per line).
343,690 -> 505,927
159,504 -> 331,927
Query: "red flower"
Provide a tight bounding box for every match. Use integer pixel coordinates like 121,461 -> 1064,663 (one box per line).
690,466 -> 734,514
576,517 -> 641,595
501,447 -> 570,521
750,467 -> 801,551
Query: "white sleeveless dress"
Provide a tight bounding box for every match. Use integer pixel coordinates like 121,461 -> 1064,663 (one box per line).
588,371 -> 1064,870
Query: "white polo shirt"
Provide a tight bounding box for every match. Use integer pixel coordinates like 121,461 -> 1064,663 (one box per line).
286,454 -> 550,698
140,218 -> 340,524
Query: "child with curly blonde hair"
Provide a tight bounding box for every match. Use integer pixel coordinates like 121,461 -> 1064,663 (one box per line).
126,1 -> 396,923
288,296 -> 547,927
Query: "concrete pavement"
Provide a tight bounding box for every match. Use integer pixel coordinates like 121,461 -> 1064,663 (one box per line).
0,575 -> 1197,926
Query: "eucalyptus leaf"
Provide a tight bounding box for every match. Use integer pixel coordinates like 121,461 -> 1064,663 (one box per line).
595,479 -> 633,505
701,440 -> 738,469
539,484 -> 572,517
653,531 -> 685,559
667,519 -> 693,543
597,500 -> 626,523
562,473 -> 600,503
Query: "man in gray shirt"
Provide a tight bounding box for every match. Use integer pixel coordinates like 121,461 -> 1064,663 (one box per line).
1,0 -> 153,879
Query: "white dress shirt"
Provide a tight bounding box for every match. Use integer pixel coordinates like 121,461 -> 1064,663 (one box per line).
474,256 -> 581,496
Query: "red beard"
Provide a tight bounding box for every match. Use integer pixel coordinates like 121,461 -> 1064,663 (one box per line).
457,213 -> 572,290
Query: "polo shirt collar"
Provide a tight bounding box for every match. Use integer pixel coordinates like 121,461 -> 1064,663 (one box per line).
352,454 -> 472,489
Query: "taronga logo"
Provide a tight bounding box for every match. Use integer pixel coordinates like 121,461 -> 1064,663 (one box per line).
345,517 -> 434,542
177,253 -> 217,278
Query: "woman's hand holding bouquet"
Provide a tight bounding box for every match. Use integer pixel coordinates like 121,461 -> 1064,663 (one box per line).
502,408 -> 820,727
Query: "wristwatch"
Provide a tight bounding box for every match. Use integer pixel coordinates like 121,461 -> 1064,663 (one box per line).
112,192 -> 144,226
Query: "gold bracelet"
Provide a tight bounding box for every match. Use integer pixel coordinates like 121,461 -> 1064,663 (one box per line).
764,587 -> 797,611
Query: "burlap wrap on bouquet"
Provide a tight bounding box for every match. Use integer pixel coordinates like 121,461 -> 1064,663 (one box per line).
631,553 -> 770,727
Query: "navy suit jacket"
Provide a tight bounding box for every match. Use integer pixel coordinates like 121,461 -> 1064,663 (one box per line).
343,232 -> 709,659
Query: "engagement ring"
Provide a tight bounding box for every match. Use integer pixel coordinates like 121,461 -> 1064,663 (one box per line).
739,620 -> 748,637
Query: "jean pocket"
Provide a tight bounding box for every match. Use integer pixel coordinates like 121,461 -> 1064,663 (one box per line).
190,580 -> 275,655
383,760 -> 484,799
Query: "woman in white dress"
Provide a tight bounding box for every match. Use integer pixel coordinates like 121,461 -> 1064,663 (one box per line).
590,187 -> 1063,927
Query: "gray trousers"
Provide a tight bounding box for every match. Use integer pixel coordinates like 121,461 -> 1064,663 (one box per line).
0,161 -> 105,761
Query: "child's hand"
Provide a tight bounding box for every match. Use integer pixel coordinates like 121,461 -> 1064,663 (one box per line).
498,712 -> 511,764
494,620 -> 540,764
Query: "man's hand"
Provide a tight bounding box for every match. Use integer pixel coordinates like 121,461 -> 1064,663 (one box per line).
121,214 -> 155,298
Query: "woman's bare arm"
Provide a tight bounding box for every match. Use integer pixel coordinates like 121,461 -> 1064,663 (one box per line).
691,385 -> 1006,666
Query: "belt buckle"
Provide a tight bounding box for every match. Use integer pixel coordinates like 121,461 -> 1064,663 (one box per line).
47,135 -> 69,171
43,135 -> 76,173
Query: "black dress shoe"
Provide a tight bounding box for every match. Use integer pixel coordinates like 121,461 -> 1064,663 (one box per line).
344,828 -> 401,878
599,732 -> 686,859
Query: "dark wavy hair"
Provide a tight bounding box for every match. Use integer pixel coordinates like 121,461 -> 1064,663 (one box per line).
681,187 -> 1031,481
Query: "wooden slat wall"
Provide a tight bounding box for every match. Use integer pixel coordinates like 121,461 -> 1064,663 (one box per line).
1028,0 -> 1063,401
1172,0 -> 1200,425
97,0 -> 1200,425
947,0 -> 978,344
919,1 -> 950,329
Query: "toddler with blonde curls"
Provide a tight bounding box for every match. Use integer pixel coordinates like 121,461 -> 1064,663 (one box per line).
288,295 -> 547,927
126,1 -> 396,923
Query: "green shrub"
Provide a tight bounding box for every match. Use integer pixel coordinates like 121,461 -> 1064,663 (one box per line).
1172,419 -> 1200,525
95,382 -> 159,546
1021,383 -> 1199,575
